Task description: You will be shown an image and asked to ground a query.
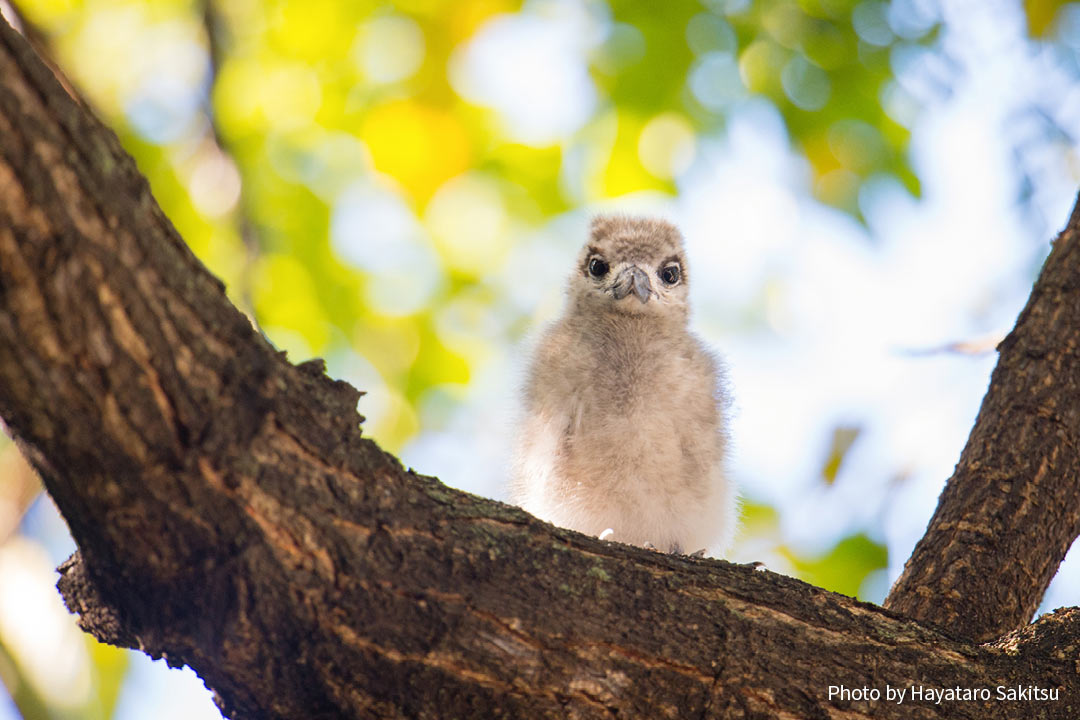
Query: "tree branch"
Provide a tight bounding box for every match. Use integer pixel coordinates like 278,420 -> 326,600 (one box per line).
2,14 -> 1080,719
885,201 -> 1080,642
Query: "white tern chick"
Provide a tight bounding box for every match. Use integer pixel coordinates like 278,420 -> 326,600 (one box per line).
510,215 -> 736,555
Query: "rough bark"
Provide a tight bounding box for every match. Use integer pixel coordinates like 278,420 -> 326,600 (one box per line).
885,203 -> 1080,642
2,13 -> 1080,720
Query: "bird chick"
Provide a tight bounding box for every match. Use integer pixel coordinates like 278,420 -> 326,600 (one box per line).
510,215 -> 736,555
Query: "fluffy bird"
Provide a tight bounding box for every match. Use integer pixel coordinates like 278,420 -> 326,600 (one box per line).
510,215 -> 736,555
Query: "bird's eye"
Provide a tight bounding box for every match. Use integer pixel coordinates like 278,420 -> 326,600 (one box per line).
660,264 -> 681,285
588,257 -> 609,278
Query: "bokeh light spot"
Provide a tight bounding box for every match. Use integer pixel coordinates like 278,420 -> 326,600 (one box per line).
425,174 -> 508,275
689,51 -> 745,111
449,9 -> 598,145
853,1 -> 895,47
828,119 -> 886,173
361,100 -> 471,202
782,54 -> 831,111
352,15 -> 426,84
188,148 -> 242,218
739,39 -> 788,96
685,13 -> 737,56
593,21 -> 647,75
331,182 -> 442,316
638,112 -> 697,180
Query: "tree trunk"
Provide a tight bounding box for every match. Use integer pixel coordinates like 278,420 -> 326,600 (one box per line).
885,199 -> 1080,642
1,14 -> 1079,720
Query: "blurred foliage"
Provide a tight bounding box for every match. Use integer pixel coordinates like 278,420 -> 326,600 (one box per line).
0,631 -> 128,720
1024,0 -> 1076,36
737,500 -> 888,600
821,424 -> 861,484
784,533 -> 889,599
84,641 -> 127,720
11,0 -> 1074,453
1,0 -> 1078,716
601,0 -> 933,213
0,636 -> 50,720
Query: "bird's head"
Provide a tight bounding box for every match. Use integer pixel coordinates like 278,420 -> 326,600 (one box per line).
569,214 -> 690,321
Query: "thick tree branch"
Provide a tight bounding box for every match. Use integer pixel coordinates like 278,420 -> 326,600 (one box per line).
2,14 -> 1080,720
1,0 -> 81,103
885,201 -> 1080,642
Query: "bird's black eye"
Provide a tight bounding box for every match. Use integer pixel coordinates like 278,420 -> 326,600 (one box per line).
660,264 -> 681,285
588,257 -> 609,278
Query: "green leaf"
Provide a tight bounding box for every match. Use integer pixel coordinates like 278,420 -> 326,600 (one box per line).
821,424 -> 861,485
1024,0 -> 1073,37
784,533 -> 888,599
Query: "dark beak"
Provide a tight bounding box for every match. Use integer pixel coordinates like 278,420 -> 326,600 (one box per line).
612,266 -> 652,304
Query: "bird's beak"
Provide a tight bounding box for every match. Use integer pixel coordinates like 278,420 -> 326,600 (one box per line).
612,266 -> 652,304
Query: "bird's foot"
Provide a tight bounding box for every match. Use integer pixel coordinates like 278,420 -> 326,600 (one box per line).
643,541 -> 659,551
667,543 -> 707,557
742,560 -> 768,571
